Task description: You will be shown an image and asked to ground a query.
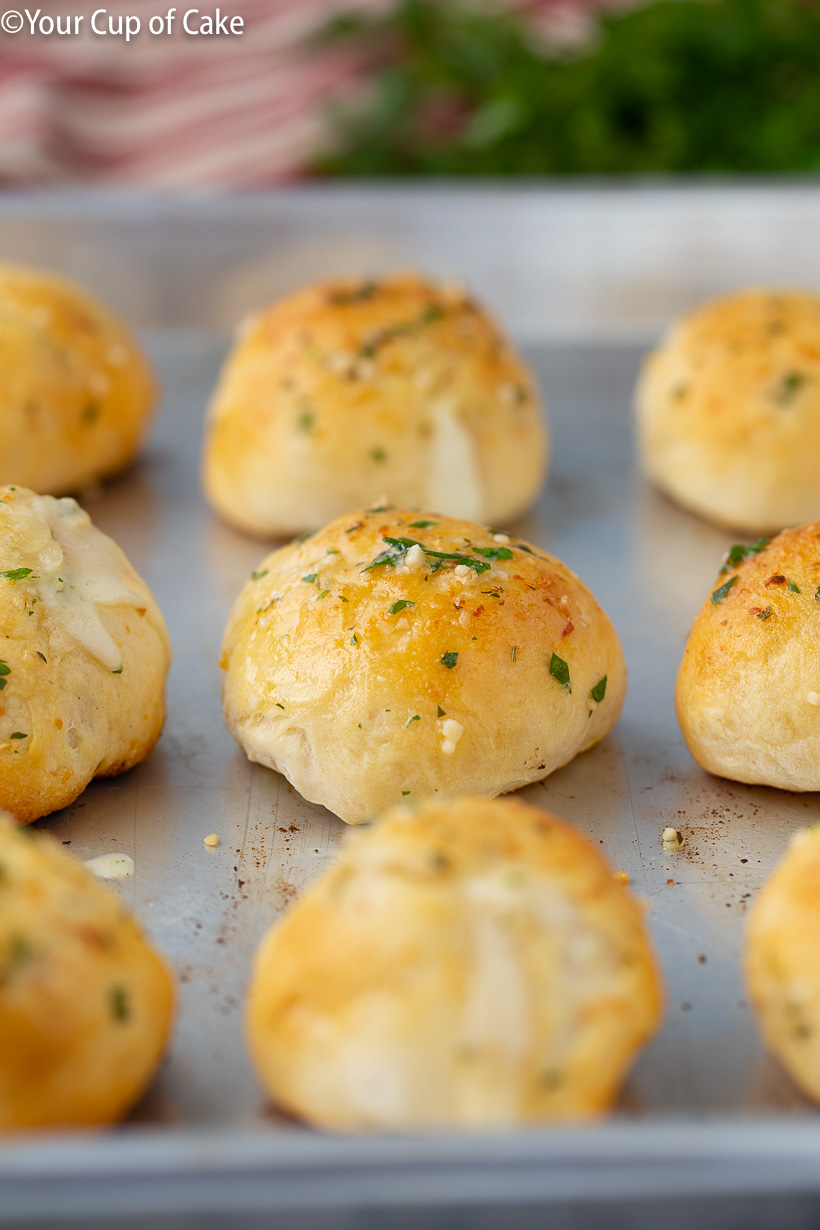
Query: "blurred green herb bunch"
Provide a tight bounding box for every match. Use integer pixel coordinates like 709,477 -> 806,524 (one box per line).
314,0 -> 820,174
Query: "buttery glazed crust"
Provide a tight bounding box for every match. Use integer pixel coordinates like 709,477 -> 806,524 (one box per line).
0,815 -> 174,1131
746,826 -> 820,1103
0,264 -> 157,495
246,795 -> 663,1130
636,288 -> 820,532
0,486 -> 171,824
676,523 -> 820,790
221,506 -> 626,823
202,273 -> 548,536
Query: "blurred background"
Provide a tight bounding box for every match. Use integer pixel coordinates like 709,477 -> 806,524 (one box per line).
3,0 -> 820,190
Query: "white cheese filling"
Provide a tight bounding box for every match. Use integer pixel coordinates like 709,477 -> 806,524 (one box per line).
0,495 -> 149,672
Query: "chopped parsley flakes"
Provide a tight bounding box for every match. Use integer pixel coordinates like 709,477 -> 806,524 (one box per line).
591,676 -> 607,703
721,539 -> 769,573
0,568 -> 33,581
549,652 -> 572,692
440,652 -> 459,669
776,371 -> 808,403
359,303 -> 444,358
712,576 -> 738,604
110,986 -> 130,1023
251,569 -> 269,581
788,580 -> 802,593
388,599 -> 415,614
472,546 -> 513,561
9,733 -> 26,740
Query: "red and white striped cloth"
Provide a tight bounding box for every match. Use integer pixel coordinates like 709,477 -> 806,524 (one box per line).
0,0 -> 603,188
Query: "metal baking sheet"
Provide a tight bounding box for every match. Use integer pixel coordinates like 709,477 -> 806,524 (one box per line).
2,189 -> 820,1228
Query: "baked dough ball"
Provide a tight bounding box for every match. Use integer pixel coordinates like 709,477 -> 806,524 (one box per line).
221,506 -> 626,823
202,273 -> 548,537
0,485 -> 171,824
636,288 -> 820,532
746,825 -> 820,1103
0,815 -> 173,1130
0,263 -> 156,495
676,523 -> 820,790
247,795 -> 662,1130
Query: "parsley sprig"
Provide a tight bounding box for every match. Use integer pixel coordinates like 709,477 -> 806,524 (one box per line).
363,535 -> 501,574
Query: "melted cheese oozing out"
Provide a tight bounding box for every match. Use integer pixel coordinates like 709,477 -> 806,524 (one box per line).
4,496 -> 148,672
460,875 -> 531,1062
427,398 -> 483,522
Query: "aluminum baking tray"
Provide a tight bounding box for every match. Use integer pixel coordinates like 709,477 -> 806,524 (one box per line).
3,187 -> 820,1229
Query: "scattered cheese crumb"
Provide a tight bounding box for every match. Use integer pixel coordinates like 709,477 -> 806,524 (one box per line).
807,691 -> 820,706
204,833 -> 220,849
404,544 -> 426,570
454,564 -> 471,579
493,533 -> 510,544
438,716 -> 464,754
662,827 -> 684,849
83,853 -> 134,880
613,870 -> 630,885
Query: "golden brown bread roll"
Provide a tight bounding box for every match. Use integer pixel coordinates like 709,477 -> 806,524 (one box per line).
221,506 -> 626,823
0,263 -> 156,495
746,826 -> 820,1103
202,273 -> 548,537
0,815 -> 174,1130
636,288 -> 820,532
0,485 -> 171,823
246,795 -> 663,1130
676,523 -> 820,790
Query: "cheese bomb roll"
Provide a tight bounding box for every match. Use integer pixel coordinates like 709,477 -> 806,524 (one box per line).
0,264 -> 156,495
746,826 -> 820,1104
0,486 -> 171,824
221,507 -> 626,823
202,274 -> 548,537
636,289 -> 820,532
247,795 -> 662,1130
676,524 -> 820,790
0,816 -> 174,1131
